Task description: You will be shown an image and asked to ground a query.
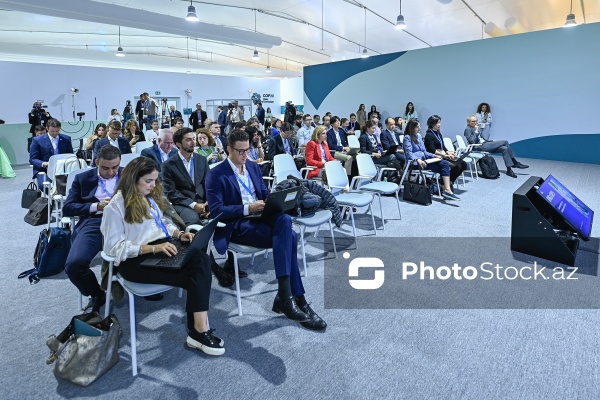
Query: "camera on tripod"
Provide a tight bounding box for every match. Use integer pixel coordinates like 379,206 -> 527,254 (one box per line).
228,102 -> 235,110
161,98 -> 168,104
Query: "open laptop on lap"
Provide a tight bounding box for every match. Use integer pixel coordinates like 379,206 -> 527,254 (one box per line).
246,186 -> 300,219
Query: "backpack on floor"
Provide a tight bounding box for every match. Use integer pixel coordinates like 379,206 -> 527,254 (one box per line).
18,227 -> 71,284
478,154 -> 500,179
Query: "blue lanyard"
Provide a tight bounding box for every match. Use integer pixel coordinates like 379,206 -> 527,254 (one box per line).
284,139 -> 290,154
235,173 -> 256,202
99,175 -> 118,198
148,197 -> 170,238
429,129 -> 444,149
388,130 -> 398,145
350,121 -> 357,130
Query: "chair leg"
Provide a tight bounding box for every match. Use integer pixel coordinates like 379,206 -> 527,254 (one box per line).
328,220 -> 338,258
369,203 -> 377,235
395,191 -> 402,220
105,261 -> 114,319
299,225 -> 307,277
129,293 -> 138,376
230,251 -> 243,316
377,194 -> 384,230
349,207 -> 357,248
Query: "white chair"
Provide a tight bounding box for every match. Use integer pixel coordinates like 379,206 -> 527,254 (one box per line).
443,137 -> 474,186
324,161 -> 376,248
455,135 -> 486,179
273,154 -> 314,183
120,153 -> 140,168
352,154 -> 402,230
347,135 -> 360,148
102,252 -> 177,376
134,141 -> 153,153
274,169 -> 338,276
227,243 -> 271,316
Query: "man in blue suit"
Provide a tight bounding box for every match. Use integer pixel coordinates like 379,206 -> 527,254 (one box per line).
63,145 -> 122,313
206,129 -> 326,331
326,116 -> 353,175
140,128 -> 177,171
93,121 -> 131,163
265,122 -> 298,161
381,117 -> 406,168
29,118 -> 73,187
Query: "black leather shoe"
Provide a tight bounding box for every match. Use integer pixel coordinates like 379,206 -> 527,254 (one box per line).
223,259 -> 248,278
144,293 -> 164,301
506,169 -> 517,178
85,291 -> 106,313
211,263 -> 234,287
513,162 -> 529,169
298,303 -> 327,331
272,295 -> 310,322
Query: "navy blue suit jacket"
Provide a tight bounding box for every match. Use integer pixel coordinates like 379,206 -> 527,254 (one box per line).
326,128 -> 348,152
380,129 -> 402,150
206,160 -> 270,254
93,137 -> 132,163
140,144 -> 177,171
29,134 -> 73,177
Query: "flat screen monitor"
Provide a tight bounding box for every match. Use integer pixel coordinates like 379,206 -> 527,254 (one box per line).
536,174 -> 594,241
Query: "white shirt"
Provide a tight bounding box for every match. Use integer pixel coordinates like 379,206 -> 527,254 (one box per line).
227,158 -> 256,216
90,171 -> 119,214
101,191 -> 177,266
145,129 -> 159,142
158,146 -> 169,162
47,133 -> 58,153
108,136 -> 119,148
178,151 -> 198,209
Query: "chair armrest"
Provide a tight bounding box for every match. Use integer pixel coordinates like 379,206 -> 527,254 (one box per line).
101,251 -> 115,262
350,175 -> 371,190
376,167 -> 395,181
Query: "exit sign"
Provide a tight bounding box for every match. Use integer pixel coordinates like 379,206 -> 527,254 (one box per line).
155,91 -> 161,95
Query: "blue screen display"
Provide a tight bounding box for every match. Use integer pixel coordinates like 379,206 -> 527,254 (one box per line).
536,175 -> 594,240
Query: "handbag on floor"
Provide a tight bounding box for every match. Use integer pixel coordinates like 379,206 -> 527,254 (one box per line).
402,164 -> 432,206
24,197 -> 50,226
46,312 -> 121,387
21,182 -> 41,209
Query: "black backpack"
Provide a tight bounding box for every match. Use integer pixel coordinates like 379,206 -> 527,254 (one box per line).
477,154 -> 500,179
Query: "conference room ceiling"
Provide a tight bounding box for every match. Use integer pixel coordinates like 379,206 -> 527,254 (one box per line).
0,0 -> 596,78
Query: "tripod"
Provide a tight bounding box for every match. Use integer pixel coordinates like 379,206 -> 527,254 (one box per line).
160,99 -> 168,127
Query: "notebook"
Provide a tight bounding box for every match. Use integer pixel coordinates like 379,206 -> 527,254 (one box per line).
140,214 -> 221,270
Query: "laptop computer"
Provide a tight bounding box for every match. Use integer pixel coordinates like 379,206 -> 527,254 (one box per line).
383,145 -> 399,157
442,149 -> 472,163
343,147 -> 360,155
140,213 -> 221,270
248,186 -> 300,219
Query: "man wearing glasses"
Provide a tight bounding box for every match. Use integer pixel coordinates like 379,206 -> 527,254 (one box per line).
140,129 -> 178,172
297,114 -> 314,148
206,130 -> 327,331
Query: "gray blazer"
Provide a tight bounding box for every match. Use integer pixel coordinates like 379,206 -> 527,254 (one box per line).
161,152 -> 209,208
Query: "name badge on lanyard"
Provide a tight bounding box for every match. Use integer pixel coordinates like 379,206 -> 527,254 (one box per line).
235,173 -> 256,202
99,175 -> 119,198
148,197 -> 170,238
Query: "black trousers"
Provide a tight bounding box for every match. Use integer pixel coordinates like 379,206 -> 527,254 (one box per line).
118,250 -> 211,313
448,160 -> 468,183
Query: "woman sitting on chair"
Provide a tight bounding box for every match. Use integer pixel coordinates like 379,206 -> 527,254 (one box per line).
195,128 -> 225,165
423,115 -> 467,186
85,123 -> 107,151
359,121 -> 403,183
124,119 -> 145,147
305,125 -> 335,180
100,157 -> 224,356
403,118 -> 460,201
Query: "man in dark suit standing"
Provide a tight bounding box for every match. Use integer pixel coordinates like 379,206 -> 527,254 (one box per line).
189,103 -> 208,131
140,128 -> 177,171
29,118 -> 73,187
169,105 -> 182,127
161,127 -> 233,287
254,102 -> 265,127
93,121 -> 131,163
135,93 -> 146,130
206,129 -> 326,330
63,145 -> 122,313
265,122 -> 298,161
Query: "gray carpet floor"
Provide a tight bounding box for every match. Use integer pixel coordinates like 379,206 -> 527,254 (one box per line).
1,156 -> 599,400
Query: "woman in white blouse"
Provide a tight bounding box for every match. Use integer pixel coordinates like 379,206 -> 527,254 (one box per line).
100,157 -> 224,356
476,102 -> 493,140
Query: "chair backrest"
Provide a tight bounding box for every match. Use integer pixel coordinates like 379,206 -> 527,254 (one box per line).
455,135 -> 467,149
399,134 -> 404,144
47,153 -> 76,182
273,168 -> 302,187
273,154 -> 297,176
443,137 -> 455,152
65,167 -> 91,198
120,153 -> 140,168
209,160 -> 222,169
134,141 -> 153,153
324,161 -> 349,194
356,154 -> 378,179
347,135 -> 360,148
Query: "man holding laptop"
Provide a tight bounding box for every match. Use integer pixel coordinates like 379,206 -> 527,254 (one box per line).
206,129 -> 327,331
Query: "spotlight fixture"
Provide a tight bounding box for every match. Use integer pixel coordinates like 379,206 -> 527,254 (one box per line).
253,49 -> 259,60
361,48 -> 369,58
185,89 -> 193,93
116,26 -> 125,57
70,88 -> 79,93
266,65 -> 271,73
564,0 -> 577,27
395,0 -> 406,30
185,0 -> 199,22
266,49 -> 271,72
362,8 -> 369,58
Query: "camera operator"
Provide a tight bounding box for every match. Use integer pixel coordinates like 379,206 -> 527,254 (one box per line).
28,102 -> 51,134
122,100 -> 133,124
284,101 -> 296,125
135,93 -> 145,129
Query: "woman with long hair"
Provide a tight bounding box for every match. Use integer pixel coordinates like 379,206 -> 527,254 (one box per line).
368,105 -> 381,121
86,123 -> 107,151
356,104 -> 367,127
423,115 -> 467,186
305,125 -> 335,180
404,102 -> 418,121
100,157 -> 225,356
124,119 -> 145,146
476,102 -> 492,140
195,128 -> 225,165
403,118 -> 460,201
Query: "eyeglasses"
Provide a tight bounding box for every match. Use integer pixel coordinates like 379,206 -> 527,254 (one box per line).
232,147 -> 251,155
162,141 -> 174,145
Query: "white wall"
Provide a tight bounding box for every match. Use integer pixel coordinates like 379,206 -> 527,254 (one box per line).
280,77 -> 304,111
